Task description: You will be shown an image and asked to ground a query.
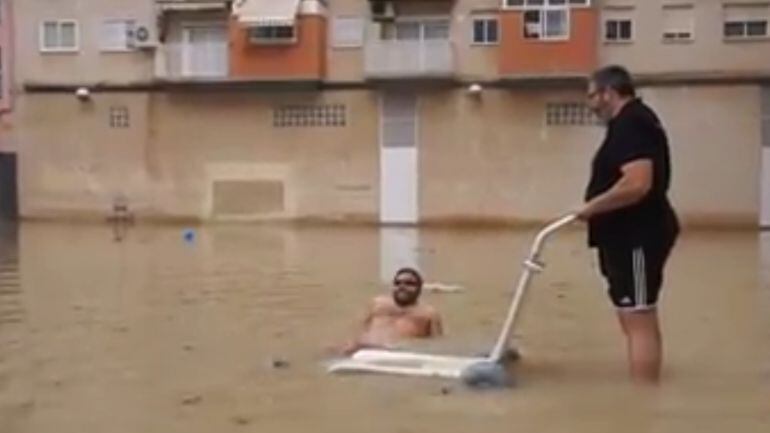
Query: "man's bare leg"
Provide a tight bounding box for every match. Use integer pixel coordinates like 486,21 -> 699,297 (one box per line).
617,309 -> 662,384
618,312 -> 630,336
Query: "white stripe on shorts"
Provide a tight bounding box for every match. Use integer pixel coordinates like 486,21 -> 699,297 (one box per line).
632,248 -> 648,308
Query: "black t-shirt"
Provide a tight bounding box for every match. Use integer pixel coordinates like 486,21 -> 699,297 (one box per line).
585,98 -> 679,247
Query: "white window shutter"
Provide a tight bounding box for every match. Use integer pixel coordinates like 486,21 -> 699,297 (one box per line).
101,20 -> 133,51
725,4 -> 769,22
332,16 -> 364,48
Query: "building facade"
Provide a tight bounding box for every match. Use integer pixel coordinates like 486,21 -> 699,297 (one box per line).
7,0 -> 770,226
0,0 -> 16,218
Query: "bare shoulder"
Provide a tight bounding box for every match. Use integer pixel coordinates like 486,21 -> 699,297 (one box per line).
418,304 -> 441,319
370,295 -> 394,311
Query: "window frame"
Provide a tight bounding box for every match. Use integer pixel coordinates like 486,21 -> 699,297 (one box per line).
723,19 -> 769,39
180,22 -> 229,78
39,19 -> 80,53
247,25 -> 298,45
471,16 -> 500,45
604,18 -> 634,43
504,0 -> 591,9
100,19 -> 137,53
381,16 -> 452,42
661,4 -> 695,43
723,4 -> 770,41
523,6 -> 570,41
331,15 -> 364,49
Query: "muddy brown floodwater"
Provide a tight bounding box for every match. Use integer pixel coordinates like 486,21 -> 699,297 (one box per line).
0,221 -> 768,433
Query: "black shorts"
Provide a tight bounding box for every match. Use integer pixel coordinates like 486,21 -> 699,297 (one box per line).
598,237 -> 676,311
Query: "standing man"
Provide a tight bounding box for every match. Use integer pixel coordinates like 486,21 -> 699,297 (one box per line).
578,65 -> 679,383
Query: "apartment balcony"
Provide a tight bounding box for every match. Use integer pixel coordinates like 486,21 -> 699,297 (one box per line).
155,0 -> 229,13
364,39 -> 455,80
154,42 -> 228,81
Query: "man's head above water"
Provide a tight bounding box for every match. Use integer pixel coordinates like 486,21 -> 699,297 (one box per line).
391,267 -> 424,308
335,266 -> 441,356
587,65 -> 636,123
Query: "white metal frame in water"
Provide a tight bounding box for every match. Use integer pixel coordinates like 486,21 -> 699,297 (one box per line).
327,214 -> 577,379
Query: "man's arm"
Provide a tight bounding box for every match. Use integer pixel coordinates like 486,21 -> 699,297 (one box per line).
359,298 -> 381,331
336,300 -> 377,356
428,310 -> 443,337
578,159 -> 652,220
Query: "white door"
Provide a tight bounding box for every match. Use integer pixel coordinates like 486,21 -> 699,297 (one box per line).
760,87 -> 770,228
380,228 -> 419,283
182,25 -> 227,78
380,93 -> 418,224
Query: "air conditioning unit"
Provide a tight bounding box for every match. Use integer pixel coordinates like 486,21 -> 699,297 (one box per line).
128,25 -> 158,50
371,1 -> 396,22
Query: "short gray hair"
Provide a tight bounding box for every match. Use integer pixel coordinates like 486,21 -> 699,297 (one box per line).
591,65 -> 636,97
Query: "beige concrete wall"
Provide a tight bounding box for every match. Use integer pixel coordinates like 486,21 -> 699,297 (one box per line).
16,85 -> 762,226
420,85 -> 761,226
599,0 -> 770,74
454,0 -> 502,80
325,0 -> 368,82
16,92 -> 154,218
149,91 -> 380,221
638,84 -> 761,226
17,89 -> 380,222
14,0 -> 155,85
419,88 -> 603,224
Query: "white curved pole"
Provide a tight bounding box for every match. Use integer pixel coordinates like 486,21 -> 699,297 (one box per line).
489,214 -> 577,362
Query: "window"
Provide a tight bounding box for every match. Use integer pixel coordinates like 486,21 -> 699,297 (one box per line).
394,21 -> 421,40
40,20 -> 79,52
524,8 -> 569,40
505,0 -> 590,8
109,106 -> 130,129
382,19 -> 450,41
546,103 -> 599,126
472,17 -> 499,45
724,4 -> 769,39
181,25 -> 228,78
603,7 -> 633,42
332,16 -> 364,48
273,105 -> 347,128
662,5 -> 694,42
424,20 -> 450,40
100,19 -> 136,52
248,25 -> 296,44
605,19 -> 632,42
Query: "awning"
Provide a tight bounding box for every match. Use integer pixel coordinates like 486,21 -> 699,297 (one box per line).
157,1 -> 228,12
232,0 -> 302,27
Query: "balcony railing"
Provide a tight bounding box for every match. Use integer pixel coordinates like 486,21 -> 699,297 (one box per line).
364,39 -> 455,79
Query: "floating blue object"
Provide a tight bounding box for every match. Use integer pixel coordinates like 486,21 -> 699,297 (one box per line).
183,229 -> 196,243
460,361 -> 513,389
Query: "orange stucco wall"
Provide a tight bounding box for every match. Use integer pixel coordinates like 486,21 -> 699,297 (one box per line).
229,15 -> 327,80
499,8 -> 598,76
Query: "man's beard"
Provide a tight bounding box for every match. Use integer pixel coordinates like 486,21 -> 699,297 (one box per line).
393,289 -> 419,307
591,105 -> 612,124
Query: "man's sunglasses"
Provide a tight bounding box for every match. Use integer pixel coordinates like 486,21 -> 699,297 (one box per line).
393,279 -> 419,287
